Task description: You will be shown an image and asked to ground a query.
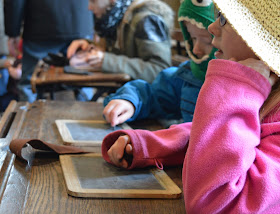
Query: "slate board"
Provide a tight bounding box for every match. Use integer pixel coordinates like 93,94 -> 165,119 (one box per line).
56,120 -> 131,152
60,153 -> 182,198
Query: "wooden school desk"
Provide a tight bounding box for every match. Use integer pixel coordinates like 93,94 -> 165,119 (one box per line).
0,100 -> 185,214
30,62 -> 131,101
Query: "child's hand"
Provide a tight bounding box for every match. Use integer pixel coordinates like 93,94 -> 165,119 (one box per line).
8,64 -> 22,80
3,59 -> 13,68
67,39 -> 89,58
103,99 -> 135,127
107,135 -> 133,168
231,58 -> 279,86
86,49 -> 104,69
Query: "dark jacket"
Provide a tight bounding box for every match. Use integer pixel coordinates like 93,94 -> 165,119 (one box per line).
104,61 -> 203,123
4,0 -> 94,40
102,0 -> 174,83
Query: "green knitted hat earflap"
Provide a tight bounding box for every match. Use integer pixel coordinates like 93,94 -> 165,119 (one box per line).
178,0 -> 216,81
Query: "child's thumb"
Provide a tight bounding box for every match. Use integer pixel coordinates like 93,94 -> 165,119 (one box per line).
126,144 -> 133,155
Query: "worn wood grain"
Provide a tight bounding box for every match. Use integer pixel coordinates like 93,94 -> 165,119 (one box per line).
31,64 -> 131,93
0,101 -> 185,214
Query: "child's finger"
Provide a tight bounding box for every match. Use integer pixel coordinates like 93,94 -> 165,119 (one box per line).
103,103 -> 116,123
125,144 -> 133,155
119,159 -> 128,168
81,41 -> 89,50
114,102 -> 135,125
67,44 -> 77,58
108,104 -> 128,126
67,40 -> 86,58
108,108 -> 121,127
108,135 -> 130,166
115,111 -> 132,126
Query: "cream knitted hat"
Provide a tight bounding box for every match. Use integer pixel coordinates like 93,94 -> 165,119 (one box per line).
213,0 -> 280,76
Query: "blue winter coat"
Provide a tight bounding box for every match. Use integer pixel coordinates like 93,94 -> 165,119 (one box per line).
104,61 -> 203,122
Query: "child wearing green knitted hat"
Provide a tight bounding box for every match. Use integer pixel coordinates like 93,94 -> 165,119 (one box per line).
103,0 -> 216,127
178,0 -> 216,81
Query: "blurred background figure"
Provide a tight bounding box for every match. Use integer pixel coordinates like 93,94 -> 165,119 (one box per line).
4,0 -> 94,102
67,0 -> 174,83
0,0 -> 22,112
0,56 -> 22,112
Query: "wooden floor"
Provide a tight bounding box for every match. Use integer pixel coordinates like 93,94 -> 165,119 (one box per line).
52,90 -> 76,101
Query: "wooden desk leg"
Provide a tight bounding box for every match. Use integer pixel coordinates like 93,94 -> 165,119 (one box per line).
36,86 -> 55,100
91,88 -> 106,101
176,41 -> 182,55
36,86 -> 44,100
91,87 -> 117,102
50,89 -> 54,100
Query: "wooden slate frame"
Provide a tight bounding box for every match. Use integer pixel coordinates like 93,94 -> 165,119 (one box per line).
55,119 -> 131,147
60,153 -> 182,199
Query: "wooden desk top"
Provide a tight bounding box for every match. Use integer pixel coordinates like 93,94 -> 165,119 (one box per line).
31,63 -> 131,93
0,100 -> 185,214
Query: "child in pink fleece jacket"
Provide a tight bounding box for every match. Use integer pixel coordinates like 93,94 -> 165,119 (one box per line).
102,0 -> 280,213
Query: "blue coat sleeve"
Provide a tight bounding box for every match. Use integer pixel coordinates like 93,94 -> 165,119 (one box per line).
4,0 -> 26,37
104,66 -> 184,122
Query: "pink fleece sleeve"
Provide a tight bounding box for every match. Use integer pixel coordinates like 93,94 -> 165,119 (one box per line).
184,59 -> 280,213
102,122 -> 192,169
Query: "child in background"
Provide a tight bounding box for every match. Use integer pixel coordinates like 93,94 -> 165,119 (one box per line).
103,0 -> 216,127
0,57 -> 12,97
102,0 -> 280,213
67,0 -> 174,83
0,56 -> 22,112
